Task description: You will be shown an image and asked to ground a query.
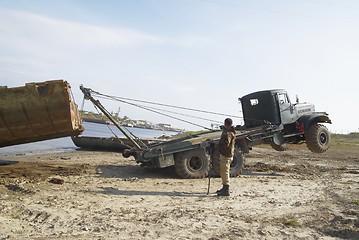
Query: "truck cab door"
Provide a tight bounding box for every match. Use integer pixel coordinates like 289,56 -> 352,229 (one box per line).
277,93 -> 295,125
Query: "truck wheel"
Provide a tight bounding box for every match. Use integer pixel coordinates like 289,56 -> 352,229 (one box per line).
174,148 -> 210,179
211,146 -> 244,177
305,124 -> 330,153
270,142 -> 291,151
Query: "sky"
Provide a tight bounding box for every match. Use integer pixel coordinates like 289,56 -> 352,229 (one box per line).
1,0 -> 358,133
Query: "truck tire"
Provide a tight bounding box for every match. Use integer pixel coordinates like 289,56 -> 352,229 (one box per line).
211,145 -> 244,177
174,148 -> 210,179
305,124 -> 330,153
270,142 -> 291,151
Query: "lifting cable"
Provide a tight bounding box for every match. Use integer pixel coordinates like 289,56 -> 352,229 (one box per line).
92,104 -> 120,138
83,88 -> 275,132
95,94 -> 223,124
135,104 -> 224,124
90,90 -> 242,119
83,95 -> 148,148
100,95 -> 213,130
80,94 -> 119,137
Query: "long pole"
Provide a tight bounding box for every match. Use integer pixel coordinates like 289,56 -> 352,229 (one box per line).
80,85 -> 142,150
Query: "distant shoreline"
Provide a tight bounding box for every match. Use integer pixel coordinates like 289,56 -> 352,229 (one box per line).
82,118 -> 182,133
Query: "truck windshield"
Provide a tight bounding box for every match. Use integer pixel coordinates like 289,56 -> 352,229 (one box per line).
277,93 -> 290,104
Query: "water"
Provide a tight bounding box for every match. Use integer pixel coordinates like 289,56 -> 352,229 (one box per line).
0,122 -> 178,157
81,122 -> 177,139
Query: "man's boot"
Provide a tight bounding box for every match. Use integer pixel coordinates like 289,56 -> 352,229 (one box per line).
217,185 -> 229,196
216,186 -> 224,194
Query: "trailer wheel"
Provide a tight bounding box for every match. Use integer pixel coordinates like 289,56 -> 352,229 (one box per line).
211,145 -> 244,177
270,142 -> 291,151
305,124 -> 330,153
174,148 -> 210,179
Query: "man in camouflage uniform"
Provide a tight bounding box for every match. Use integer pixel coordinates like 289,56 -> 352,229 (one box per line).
217,118 -> 236,196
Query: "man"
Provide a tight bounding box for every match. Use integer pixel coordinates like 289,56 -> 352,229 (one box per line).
217,118 -> 236,196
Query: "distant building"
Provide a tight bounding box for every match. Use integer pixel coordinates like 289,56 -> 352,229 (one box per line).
158,123 -> 172,130
211,123 -> 221,130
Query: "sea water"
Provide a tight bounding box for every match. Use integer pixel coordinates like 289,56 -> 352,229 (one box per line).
0,122 -> 178,157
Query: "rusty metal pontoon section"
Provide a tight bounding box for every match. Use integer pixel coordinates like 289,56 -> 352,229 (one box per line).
0,80 -> 84,147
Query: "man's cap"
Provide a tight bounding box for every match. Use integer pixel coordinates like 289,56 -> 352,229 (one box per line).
224,118 -> 233,126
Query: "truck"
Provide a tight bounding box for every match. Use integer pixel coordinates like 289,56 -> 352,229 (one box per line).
80,86 -> 331,179
240,89 -> 331,153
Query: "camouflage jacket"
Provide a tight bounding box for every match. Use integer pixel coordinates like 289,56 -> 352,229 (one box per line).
218,126 -> 236,157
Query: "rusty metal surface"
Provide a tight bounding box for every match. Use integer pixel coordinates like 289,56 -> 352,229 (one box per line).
0,80 -> 84,147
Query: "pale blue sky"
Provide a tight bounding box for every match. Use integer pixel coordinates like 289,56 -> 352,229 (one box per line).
1,0 -> 358,132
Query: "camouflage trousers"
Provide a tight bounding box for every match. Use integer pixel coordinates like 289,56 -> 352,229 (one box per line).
219,154 -> 233,185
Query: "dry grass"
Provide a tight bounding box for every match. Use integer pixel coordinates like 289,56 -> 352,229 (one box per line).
284,219 -> 301,228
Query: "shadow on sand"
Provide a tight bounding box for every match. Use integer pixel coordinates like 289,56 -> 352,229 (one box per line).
96,164 -> 178,179
95,165 -> 285,180
91,164 -> 284,197
85,186 -> 210,198
0,159 -> 19,166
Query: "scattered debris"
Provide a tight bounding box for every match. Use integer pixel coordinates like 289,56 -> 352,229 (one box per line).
123,177 -> 139,182
49,178 -> 64,185
5,184 -> 35,194
284,219 -> 301,228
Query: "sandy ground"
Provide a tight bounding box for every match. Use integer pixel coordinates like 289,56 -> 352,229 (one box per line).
0,143 -> 358,240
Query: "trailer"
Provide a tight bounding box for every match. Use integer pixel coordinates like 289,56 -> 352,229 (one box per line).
80,86 -> 331,179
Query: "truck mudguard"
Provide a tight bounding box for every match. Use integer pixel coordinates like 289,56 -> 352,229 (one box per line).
298,113 -> 332,131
